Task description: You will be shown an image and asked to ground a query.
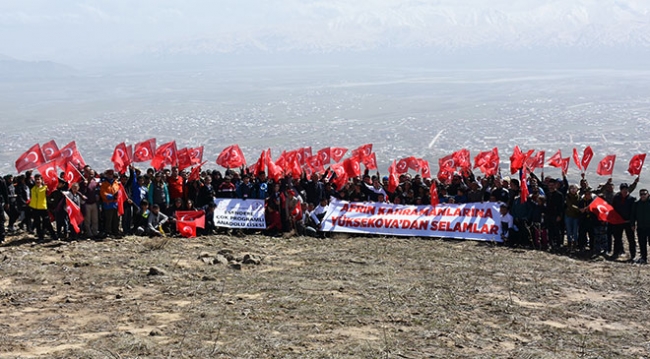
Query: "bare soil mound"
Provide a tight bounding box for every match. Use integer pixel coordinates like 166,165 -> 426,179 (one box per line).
1,233 -> 648,358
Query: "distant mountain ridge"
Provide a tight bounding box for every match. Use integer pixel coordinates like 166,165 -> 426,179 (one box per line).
138,0 -> 650,56
0,55 -> 76,79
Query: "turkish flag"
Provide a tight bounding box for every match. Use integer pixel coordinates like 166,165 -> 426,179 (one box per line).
188,161 -> 207,182
41,140 -> 61,162
151,141 -> 178,170
64,162 -> 83,186
351,144 -> 373,160
396,158 -> 410,174
406,156 -> 421,171
362,152 -> 378,170
628,154 -> 646,176
520,170 -> 529,203
275,151 -> 288,172
189,146 -> 204,165
176,148 -> 192,171
474,148 -> 499,176
437,167 -> 454,184
287,150 -> 299,166
15,144 -> 46,173
37,161 -> 59,192
251,150 -> 267,176
561,157 -> 570,175
267,158 -> 284,182
177,220 -> 197,238
290,158 -> 302,179
216,144 -> 246,168
572,148 -> 583,172
111,142 -> 132,174
65,196 -> 84,233
548,150 -> 563,168
452,149 -> 471,172
306,155 -> 325,174
510,146 -> 525,174
430,181 -> 439,206
301,146 -> 312,160
117,183 -> 128,216
133,138 -> 156,162
57,141 -> 86,170
526,151 -> 545,171
582,146 -> 594,171
596,155 -> 616,176
343,157 -> 361,178
419,159 -> 431,178
588,196 -> 625,224
387,160 -> 399,193
330,162 -> 348,190
330,147 -> 348,163
176,210 -> 206,228
317,147 -> 331,165
439,154 -> 456,172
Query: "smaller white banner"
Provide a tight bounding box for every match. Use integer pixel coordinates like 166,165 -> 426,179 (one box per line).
213,198 -> 266,229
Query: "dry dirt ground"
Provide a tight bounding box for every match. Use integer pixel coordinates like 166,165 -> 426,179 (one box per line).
1,232 -> 649,358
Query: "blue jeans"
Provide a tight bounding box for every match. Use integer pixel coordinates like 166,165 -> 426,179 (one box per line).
565,215 -> 579,245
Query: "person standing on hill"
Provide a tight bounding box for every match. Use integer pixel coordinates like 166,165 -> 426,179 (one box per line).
545,179 -> 565,251
564,184 -> 581,251
632,188 -> 650,264
0,173 -> 9,242
99,169 -> 121,238
167,166 -> 185,203
80,168 -> 100,239
611,183 -> 636,261
29,175 -> 57,242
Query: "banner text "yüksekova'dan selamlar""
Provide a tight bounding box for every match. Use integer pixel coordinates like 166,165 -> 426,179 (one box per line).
321,199 -> 503,242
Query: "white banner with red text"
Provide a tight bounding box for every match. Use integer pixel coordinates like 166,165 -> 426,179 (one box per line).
321,199 -> 503,242
213,198 -> 266,229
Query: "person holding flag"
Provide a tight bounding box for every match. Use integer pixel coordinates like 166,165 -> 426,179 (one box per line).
611,183 -> 637,261
64,182 -> 86,240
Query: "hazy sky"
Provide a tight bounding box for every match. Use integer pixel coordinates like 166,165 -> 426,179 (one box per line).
1,0 -> 649,66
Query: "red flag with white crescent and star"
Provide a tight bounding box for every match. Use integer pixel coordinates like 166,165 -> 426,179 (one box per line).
175,210 -> 206,229
65,196 -> 84,233
588,196 -> 625,224
596,155 -> 616,176
177,220 -> 197,238
15,143 -> 46,173
330,147 -> 348,163
64,161 -> 83,186
111,142 -> 132,174
133,138 -> 156,162
628,154 -> 646,176
216,144 -> 246,168
41,140 -> 61,162
37,161 -> 59,192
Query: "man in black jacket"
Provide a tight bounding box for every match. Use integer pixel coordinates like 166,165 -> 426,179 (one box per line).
611,183 -> 636,261
545,179 -> 565,250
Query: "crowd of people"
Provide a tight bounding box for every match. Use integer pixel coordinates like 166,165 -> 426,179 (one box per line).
0,161 -> 646,264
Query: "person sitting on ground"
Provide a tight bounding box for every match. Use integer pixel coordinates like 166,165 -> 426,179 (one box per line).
133,200 -> 150,236
147,203 -> 168,237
